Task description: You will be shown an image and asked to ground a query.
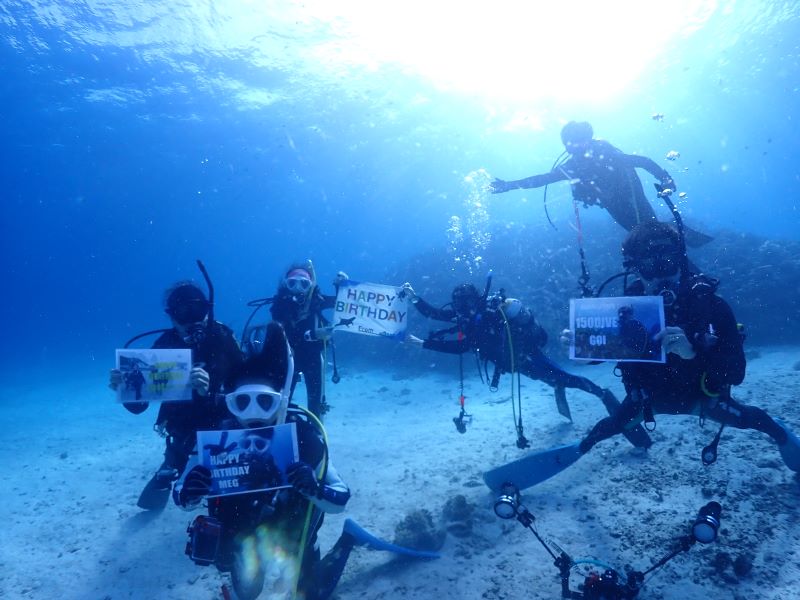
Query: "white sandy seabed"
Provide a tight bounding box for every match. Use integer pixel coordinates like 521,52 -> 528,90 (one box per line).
1,346 -> 799,600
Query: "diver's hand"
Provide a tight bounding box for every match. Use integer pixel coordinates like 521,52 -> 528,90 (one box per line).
656,326 -> 696,359
314,326 -> 334,342
286,462 -> 320,498
559,329 -> 573,348
190,366 -> 210,396
109,368 -> 123,391
179,466 -> 212,508
333,271 -> 349,288
400,282 -> 418,302
405,334 -> 425,347
490,178 -> 513,194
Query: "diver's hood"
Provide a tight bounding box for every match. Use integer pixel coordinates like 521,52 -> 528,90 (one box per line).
226,324 -> 295,427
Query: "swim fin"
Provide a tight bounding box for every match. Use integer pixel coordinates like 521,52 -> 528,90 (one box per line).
554,386 -> 572,421
683,225 -> 714,248
600,390 -> 652,450
483,441 -> 582,492
342,519 -> 440,559
136,469 -> 175,510
775,418 -> 800,472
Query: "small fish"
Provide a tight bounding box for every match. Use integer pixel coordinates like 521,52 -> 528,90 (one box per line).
665,150 -> 680,161
336,317 -> 356,328
651,112 -> 665,121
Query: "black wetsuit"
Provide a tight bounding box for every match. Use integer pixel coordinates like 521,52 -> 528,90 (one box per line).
270,288 -> 336,417
415,298 -> 607,400
580,276 -> 787,453
499,139 -> 688,233
124,322 -> 244,475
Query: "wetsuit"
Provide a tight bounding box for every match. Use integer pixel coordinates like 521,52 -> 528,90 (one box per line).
124,322 -> 244,479
414,298 -> 607,400
500,139 -> 670,232
269,288 -> 336,417
579,275 -> 788,453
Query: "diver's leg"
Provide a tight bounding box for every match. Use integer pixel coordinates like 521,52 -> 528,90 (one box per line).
520,352 -> 605,397
579,393 -> 645,454
304,349 -> 325,418
311,533 -> 356,600
704,395 -> 800,471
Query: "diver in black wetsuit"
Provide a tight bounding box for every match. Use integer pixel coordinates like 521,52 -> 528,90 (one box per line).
403,281 -> 616,411
243,261 -> 347,419
578,221 -> 800,471
109,281 -> 243,510
490,121 -> 711,246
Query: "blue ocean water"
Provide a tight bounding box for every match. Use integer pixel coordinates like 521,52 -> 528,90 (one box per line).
1,2 -> 799,375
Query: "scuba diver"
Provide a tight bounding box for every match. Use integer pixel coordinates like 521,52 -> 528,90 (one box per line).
402,279 -> 646,446
489,120 -> 712,247
242,261 -> 347,419
579,220 -> 800,464
174,321 -> 354,600
490,220 -> 800,491
109,271 -> 244,511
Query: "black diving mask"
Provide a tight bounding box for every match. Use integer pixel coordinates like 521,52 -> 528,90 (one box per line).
627,250 -> 682,281
167,299 -> 210,325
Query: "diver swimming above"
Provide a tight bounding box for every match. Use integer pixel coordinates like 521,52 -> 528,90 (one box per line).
490,120 -> 712,247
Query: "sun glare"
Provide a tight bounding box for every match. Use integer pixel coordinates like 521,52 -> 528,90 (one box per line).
296,0 -> 717,104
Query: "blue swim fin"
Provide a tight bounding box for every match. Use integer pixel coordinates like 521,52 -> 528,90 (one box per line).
483,441 -> 582,492
343,519 -> 440,559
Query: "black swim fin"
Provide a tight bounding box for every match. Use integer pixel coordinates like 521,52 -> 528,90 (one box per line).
683,224 -> 713,247
554,386 -> 572,422
136,471 -> 173,510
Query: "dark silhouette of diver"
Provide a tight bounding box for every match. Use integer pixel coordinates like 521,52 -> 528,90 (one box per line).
404,281 -> 651,449
490,121 -> 712,247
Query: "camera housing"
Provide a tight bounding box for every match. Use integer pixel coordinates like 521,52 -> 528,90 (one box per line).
186,515 -> 223,566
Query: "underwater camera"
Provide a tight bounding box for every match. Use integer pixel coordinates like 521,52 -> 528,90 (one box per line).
186,515 -> 223,566
493,483 -> 723,599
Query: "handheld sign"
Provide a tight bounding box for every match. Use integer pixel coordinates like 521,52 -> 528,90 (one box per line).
569,296 -> 666,363
333,280 -> 408,339
115,348 -> 193,403
196,423 -> 300,497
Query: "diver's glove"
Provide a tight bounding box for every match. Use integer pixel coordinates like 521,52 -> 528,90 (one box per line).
659,176 -> 676,194
400,282 -> 418,303
489,178 -> 513,194
190,366 -> 210,396
333,271 -> 349,288
656,326 -> 696,360
286,461 -> 320,498
178,466 -> 212,508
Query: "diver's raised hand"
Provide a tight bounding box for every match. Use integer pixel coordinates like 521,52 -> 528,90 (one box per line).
490,178 -> 513,194
333,271 -> 349,288
400,282 -> 417,302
